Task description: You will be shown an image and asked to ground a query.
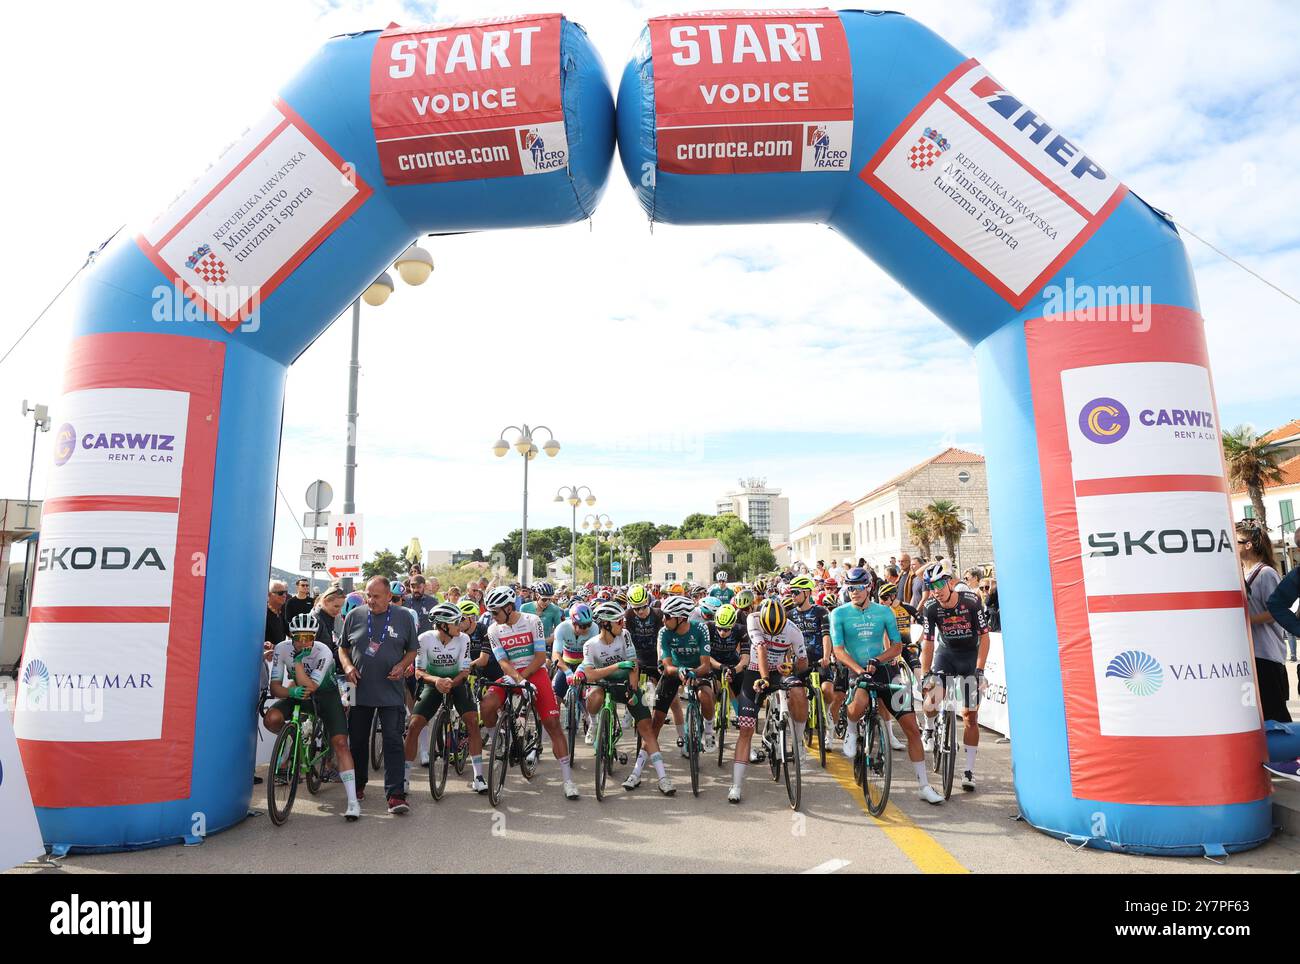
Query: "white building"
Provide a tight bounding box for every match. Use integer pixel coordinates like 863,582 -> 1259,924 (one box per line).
715,477 -> 791,545
1229,419 -> 1300,567
1,498 -> 41,674
788,501 -> 856,570
650,538 -> 729,586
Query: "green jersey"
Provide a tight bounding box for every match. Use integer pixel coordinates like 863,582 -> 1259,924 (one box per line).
657,621 -> 711,670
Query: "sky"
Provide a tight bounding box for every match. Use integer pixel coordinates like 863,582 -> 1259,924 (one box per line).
0,0 -> 1297,574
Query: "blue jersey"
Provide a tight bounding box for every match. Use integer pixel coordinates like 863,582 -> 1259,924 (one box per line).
830,601 -> 900,665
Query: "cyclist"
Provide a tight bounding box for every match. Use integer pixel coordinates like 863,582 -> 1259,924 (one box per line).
626,583 -> 685,739
878,581 -> 922,750
521,582 -> 565,653
481,586 -> 580,800
786,574 -> 833,744
709,570 -> 735,604
576,601 -> 674,795
919,561 -> 989,792
264,612 -> 360,821
707,603 -> 748,729
697,595 -> 723,626
730,598 -> 807,803
404,603 -> 487,794
654,595 -> 716,755
553,602 -> 600,741
831,567 -> 942,804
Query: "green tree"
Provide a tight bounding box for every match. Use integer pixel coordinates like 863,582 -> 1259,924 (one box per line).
1223,425 -> 1284,530
905,509 -> 933,558
471,547 -> 485,562
362,548 -> 405,580
926,499 -> 966,565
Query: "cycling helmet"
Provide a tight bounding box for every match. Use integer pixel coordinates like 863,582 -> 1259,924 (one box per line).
691,584 -> 707,598
715,570 -> 729,582
430,602 -> 462,628
788,575 -> 816,593
533,581 -> 554,598
661,595 -> 696,619
879,581 -> 898,601
922,561 -> 952,586
457,600 -> 481,619
758,598 -> 788,636
823,593 -> 839,611
569,602 -> 593,626
627,584 -> 650,607
715,604 -> 739,630
342,591 -> 366,615
591,601 -> 625,627
289,612 -> 319,636
780,595 -> 797,611
845,566 -> 870,587
699,596 -> 722,617
823,577 -> 838,589
733,588 -> 755,610
613,591 -> 628,607
390,581 -> 406,597
484,586 -> 516,611
667,582 -> 686,596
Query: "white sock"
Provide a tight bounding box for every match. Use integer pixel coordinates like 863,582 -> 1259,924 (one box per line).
965,745 -> 977,773
470,755 -> 483,779
704,719 -> 714,736
733,762 -> 748,788
404,760 -> 413,782
913,761 -> 929,787
631,749 -> 647,778
558,755 -> 573,782
418,726 -> 431,756
651,752 -> 666,779
340,769 -> 357,804
793,719 -> 806,747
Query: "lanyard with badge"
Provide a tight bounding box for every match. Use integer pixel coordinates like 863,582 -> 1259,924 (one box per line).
363,609 -> 393,665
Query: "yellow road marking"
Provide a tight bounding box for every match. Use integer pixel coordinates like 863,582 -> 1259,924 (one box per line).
821,745 -> 969,874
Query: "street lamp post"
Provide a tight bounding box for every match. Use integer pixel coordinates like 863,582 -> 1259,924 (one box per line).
493,424 -> 560,586
341,242 -> 432,592
582,513 -> 613,584
554,485 -> 595,588
19,400 -> 51,614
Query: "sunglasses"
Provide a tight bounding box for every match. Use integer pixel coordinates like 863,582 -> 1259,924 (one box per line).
930,578 -> 951,591
271,590 -> 288,596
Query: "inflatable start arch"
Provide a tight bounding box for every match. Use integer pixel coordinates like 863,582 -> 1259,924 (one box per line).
16,10 -> 1270,856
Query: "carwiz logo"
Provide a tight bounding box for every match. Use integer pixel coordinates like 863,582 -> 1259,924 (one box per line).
22,658 -> 50,698
53,423 -> 77,466
1079,397 -> 1129,444
54,427 -> 177,466
1105,650 -> 1163,697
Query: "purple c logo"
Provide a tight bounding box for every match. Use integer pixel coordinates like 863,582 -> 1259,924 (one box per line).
1079,398 -> 1129,444
53,423 -> 77,466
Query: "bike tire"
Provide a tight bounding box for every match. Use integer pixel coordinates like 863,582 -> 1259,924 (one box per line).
767,711 -> 782,782
783,718 -> 801,810
565,688 -> 580,768
452,713 -> 468,775
715,693 -> 728,768
487,716 -> 510,808
815,692 -> 828,769
688,702 -> 701,797
429,706 -> 449,801
863,714 -> 891,816
369,711 -> 384,773
594,709 -> 609,801
930,709 -> 944,775
520,701 -> 542,780
267,724 -> 299,826
941,707 -> 957,800
305,724 -> 325,795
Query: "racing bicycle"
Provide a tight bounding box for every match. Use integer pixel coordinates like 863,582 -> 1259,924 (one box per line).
267,697 -> 331,825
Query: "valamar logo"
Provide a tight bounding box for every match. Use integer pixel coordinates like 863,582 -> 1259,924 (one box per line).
53,423 -> 77,466
1104,650 -> 1163,697
1078,397 -> 1129,444
22,658 -> 50,698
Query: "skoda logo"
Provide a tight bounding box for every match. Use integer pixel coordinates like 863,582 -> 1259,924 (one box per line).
1079,397 -> 1129,444
53,423 -> 77,466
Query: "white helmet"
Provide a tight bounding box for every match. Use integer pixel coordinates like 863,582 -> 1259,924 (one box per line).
716,570 -> 729,582
922,561 -> 952,587
484,586 -> 516,611
661,595 -> 695,619
288,612 -> 319,636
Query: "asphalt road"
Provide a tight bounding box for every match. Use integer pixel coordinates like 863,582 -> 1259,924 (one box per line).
10,719 -> 1300,875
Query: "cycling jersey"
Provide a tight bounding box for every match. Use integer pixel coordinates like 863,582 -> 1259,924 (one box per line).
625,606 -> 665,665
580,631 -> 637,683
552,620 -> 599,666
270,640 -> 336,691
830,601 -> 900,666
789,604 -> 830,660
922,594 -> 989,652
657,621 -> 711,670
416,630 -> 471,679
706,622 -> 743,667
487,613 -> 546,672
708,584 -> 735,604
521,601 -> 566,640
888,602 -> 918,641
745,613 -> 807,670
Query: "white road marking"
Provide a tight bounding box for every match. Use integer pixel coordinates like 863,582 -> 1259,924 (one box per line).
803,858 -> 851,874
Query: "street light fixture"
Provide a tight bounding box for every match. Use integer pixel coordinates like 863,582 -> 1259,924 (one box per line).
342,241 -> 432,590
554,485 -> 595,587
19,400 -> 51,615
582,513 -> 614,583
394,243 -> 434,286
492,423 -> 560,586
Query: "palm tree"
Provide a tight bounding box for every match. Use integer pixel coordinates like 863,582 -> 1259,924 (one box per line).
1223,426 -> 1284,531
927,500 -> 966,565
905,509 -> 933,558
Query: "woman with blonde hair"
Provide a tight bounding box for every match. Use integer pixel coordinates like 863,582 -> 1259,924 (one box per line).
1236,521 -> 1291,722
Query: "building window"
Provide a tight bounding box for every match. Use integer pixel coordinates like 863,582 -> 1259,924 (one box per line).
832,532 -> 840,550
686,552 -> 693,563
890,512 -> 895,538
958,470 -> 971,483
1281,499 -> 1296,534
687,571 -> 694,581
1244,505 -> 1255,520
665,571 -> 677,581
667,553 -> 673,563
858,522 -> 864,545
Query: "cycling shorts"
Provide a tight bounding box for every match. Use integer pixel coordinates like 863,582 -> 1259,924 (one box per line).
488,666 -> 560,721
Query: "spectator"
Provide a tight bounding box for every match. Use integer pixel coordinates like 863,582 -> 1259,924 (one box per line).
897,553 -> 914,604
829,559 -> 845,583
285,577 -> 315,624
427,577 -> 442,601
446,585 -> 462,604
406,574 -> 439,632
1266,528 -> 1300,670
1236,522 -> 1291,722
337,575 -> 420,812
265,579 -> 290,656
985,577 -> 1001,632
909,558 -> 927,609
313,584 -> 346,659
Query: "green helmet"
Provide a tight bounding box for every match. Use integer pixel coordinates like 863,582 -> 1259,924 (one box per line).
627,583 -> 650,607
788,575 -> 817,592
733,589 -> 756,609
715,604 -> 739,630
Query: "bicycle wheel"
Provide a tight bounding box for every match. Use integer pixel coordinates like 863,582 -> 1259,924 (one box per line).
487,715 -> 510,807
688,702 -> 701,797
267,724 -> 300,826
564,687 -> 580,767
520,701 -> 541,780
452,712 -> 468,775
305,721 -> 325,795
594,708 -> 610,801
783,717 -> 801,811
929,708 -> 944,774
941,707 -> 957,800
852,721 -> 864,784
814,692 -> 827,769
863,713 -> 891,816
369,711 -> 384,772
715,688 -> 728,768
429,706 -> 450,801
767,710 -> 782,782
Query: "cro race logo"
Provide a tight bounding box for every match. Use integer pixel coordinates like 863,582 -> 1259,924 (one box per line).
53,423 -> 77,466
1078,397 -> 1129,444
1104,650 -> 1163,696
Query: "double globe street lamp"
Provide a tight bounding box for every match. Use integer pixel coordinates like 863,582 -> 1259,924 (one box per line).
582,513 -> 614,584
554,485 -> 596,589
493,424 -> 560,586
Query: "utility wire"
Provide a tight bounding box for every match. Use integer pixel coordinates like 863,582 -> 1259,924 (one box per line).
0,226 -> 124,369
1174,220 -> 1300,309
277,483 -> 309,540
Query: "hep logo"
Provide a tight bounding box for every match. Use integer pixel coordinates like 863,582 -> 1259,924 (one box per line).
1078,397 -> 1129,444
53,423 -> 77,466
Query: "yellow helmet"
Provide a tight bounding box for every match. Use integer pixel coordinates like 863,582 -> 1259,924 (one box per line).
715,604 -> 739,630
759,598 -> 787,636
627,583 -> 650,607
